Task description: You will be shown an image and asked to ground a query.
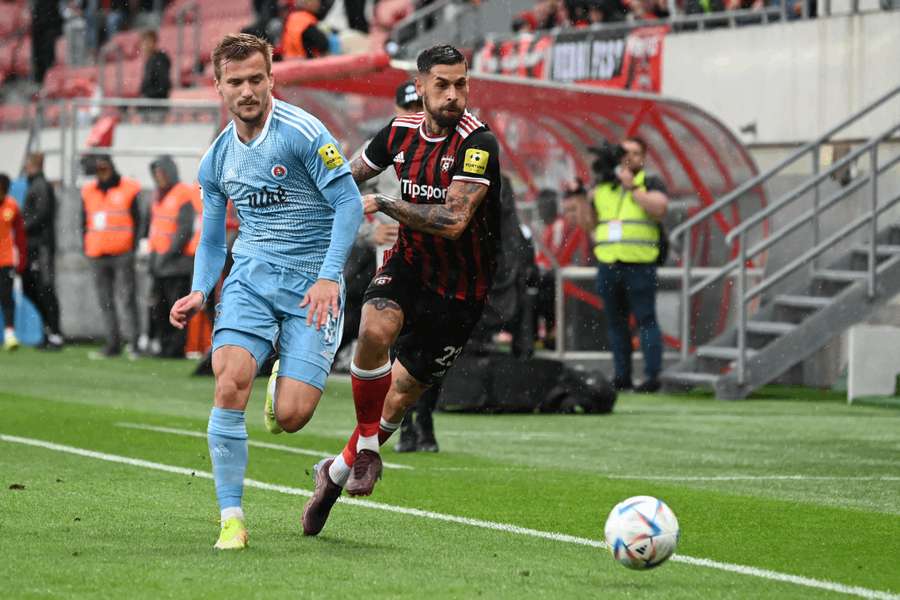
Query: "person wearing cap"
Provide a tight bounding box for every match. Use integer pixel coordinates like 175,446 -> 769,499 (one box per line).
81,154 -> 143,359
141,155 -> 201,358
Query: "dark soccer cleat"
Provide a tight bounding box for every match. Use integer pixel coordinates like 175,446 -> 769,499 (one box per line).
302,458 -> 343,536
345,449 -> 383,497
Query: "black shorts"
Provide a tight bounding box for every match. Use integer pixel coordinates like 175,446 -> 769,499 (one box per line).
362,254 -> 485,386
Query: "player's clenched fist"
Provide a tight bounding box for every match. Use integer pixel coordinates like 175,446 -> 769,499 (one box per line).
170,290 -> 204,329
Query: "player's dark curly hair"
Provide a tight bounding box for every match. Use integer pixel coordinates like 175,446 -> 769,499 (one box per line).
416,45 -> 467,74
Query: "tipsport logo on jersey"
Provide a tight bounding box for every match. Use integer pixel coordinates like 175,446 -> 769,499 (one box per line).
401,179 -> 448,202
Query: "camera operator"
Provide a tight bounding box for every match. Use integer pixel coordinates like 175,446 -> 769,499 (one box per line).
576,137 -> 668,393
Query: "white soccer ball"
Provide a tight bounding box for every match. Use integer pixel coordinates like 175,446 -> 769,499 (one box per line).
603,495 -> 680,570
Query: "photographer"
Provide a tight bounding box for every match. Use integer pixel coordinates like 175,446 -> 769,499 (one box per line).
576,137 -> 668,393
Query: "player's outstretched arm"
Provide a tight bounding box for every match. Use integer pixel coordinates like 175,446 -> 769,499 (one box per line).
368,180 -> 488,240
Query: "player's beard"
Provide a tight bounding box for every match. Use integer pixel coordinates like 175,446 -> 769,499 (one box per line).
234,98 -> 266,126
424,95 -> 463,130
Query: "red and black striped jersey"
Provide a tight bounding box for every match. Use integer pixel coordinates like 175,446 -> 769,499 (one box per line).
362,110 -> 502,302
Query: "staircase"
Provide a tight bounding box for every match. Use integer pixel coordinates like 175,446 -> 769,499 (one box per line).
662,86 -> 900,399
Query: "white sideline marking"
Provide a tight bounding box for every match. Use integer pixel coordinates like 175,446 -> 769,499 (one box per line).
427,468 -> 900,481
603,475 -> 900,482
2,434 -> 898,600
114,422 -> 414,470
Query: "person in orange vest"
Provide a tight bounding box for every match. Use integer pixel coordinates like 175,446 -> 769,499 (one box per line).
81,154 -> 143,359
281,0 -> 330,59
0,174 -> 28,351
141,155 -> 200,358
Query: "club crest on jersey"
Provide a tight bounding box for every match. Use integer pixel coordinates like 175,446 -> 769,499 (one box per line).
271,164 -> 287,179
463,148 -> 489,175
373,275 -> 392,286
318,143 -> 344,170
441,155 -> 455,172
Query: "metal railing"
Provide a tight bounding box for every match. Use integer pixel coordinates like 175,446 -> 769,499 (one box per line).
46,97 -> 222,191
723,123 -> 900,384
390,0 -> 481,52
670,84 -> 900,362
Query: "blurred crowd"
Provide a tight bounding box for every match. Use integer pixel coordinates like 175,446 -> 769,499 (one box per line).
511,0 -> 816,31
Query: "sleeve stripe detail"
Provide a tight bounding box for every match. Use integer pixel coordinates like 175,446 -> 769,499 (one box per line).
274,107 -> 322,138
274,110 -> 317,140
274,116 -> 315,142
274,102 -> 325,135
361,152 -> 386,172
452,175 -> 490,186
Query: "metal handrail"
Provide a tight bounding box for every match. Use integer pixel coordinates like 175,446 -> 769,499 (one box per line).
674,86 -> 900,360
726,123 -> 900,244
390,0 -> 457,43
725,122 -> 900,386
670,84 -> 900,243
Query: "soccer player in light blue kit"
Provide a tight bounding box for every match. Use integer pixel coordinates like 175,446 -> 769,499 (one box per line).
169,33 -> 362,550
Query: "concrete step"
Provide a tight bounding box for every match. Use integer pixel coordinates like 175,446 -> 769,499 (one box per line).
852,244 -> 900,257
774,294 -> 833,309
660,371 -> 720,387
812,269 -> 868,282
746,320 -> 796,336
696,346 -> 758,360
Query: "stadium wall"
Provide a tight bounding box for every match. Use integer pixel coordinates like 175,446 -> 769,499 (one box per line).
662,11 -> 900,145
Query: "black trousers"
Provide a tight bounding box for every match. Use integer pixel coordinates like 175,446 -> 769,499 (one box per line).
21,248 -> 62,335
149,274 -> 191,357
0,267 -> 14,327
30,24 -> 57,84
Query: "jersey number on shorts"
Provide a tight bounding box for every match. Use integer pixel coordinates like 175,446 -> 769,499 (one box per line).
435,345 -> 463,368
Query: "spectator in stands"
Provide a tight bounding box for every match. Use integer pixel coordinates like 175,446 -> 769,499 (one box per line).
21,152 -> 64,350
534,182 -> 591,348
512,0 -> 564,32
576,138 -> 668,393
31,0 -> 63,85
282,0 -> 331,59
0,174 -> 27,351
80,154 -> 143,359
139,30 -> 172,111
141,155 -> 200,358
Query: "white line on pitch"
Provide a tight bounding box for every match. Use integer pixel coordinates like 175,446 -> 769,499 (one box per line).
425,468 -> 900,481
114,422 -> 414,470
2,433 -> 898,600
602,474 -> 900,482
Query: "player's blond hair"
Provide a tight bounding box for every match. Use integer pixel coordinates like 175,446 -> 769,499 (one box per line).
212,33 -> 273,81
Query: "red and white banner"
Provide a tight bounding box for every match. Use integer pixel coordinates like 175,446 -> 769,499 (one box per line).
473,25 -> 668,93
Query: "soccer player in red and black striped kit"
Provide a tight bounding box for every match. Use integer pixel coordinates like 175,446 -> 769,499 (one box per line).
302,44 -> 502,535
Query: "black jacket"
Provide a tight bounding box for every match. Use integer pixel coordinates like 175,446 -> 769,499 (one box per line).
140,50 -> 172,99
23,172 -> 57,256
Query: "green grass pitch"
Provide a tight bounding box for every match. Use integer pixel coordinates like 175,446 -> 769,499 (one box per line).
1,346 -> 898,599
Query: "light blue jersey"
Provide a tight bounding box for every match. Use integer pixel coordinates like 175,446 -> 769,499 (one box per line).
192,98 -> 362,298
191,98 -> 363,388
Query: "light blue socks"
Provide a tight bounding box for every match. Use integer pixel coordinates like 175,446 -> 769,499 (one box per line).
207,407 -> 249,514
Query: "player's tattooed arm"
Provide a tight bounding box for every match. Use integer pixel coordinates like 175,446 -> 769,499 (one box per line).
374,181 -> 488,240
350,157 -> 382,184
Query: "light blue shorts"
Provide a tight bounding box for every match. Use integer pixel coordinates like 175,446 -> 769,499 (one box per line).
212,254 -> 344,390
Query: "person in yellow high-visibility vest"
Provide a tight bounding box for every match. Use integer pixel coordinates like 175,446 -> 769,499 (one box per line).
577,137 -> 669,393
